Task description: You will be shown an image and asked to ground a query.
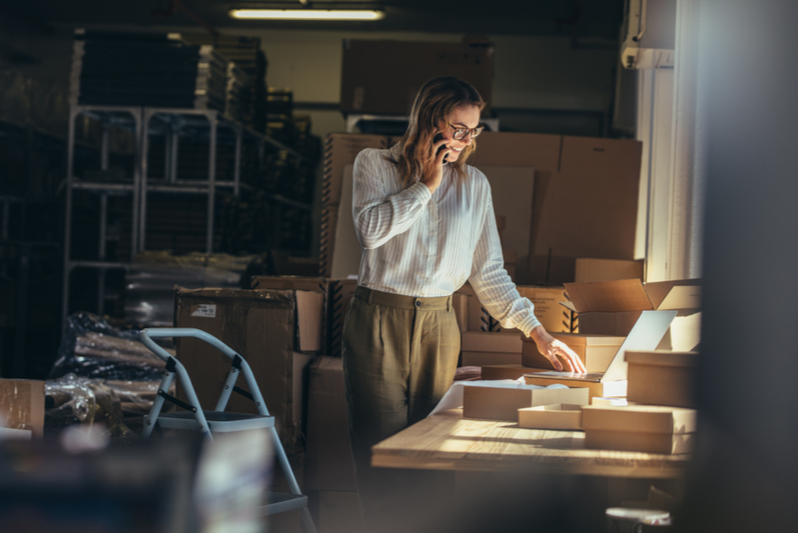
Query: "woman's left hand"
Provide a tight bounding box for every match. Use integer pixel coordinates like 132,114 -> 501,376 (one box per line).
529,325 -> 587,373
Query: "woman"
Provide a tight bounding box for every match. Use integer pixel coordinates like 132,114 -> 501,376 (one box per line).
341,76 -> 586,531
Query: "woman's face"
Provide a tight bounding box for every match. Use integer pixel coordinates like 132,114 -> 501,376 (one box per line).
437,104 -> 481,162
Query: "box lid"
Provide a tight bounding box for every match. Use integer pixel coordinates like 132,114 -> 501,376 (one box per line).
564,279 -> 654,313
581,405 -> 696,434
625,350 -> 698,367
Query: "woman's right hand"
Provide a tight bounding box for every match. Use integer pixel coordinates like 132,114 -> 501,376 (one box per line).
420,136 -> 451,193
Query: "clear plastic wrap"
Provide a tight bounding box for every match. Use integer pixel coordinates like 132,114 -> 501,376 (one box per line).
48,312 -> 166,381
124,250 -> 265,326
44,373 -> 138,443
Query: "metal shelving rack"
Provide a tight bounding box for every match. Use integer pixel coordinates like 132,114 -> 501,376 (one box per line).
62,104 -> 309,322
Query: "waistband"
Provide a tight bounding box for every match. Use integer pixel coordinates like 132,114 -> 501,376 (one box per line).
355,286 -> 452,311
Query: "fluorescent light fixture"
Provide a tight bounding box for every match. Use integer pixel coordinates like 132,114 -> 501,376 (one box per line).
230,9 -> 385,20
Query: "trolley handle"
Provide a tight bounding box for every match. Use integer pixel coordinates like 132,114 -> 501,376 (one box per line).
139,328 -> 240,363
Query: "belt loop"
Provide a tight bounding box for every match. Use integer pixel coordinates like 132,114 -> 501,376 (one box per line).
367,287 -> 374,305
447,295 -> 451,312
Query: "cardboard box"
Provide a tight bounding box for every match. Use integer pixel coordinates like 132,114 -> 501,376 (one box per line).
174,288 -> 321,454
626,351 -> 697,407
582,405 -> 696,454
517,286 -> 575,333
480,364 -> 550,381
340,39 -> 494,115
518,404 -> 583,430
0,379 -> 44,438
322,133 -> 387,207
523,375 -> 627,399
523,309 -> 677,399
462,385 -> 589,421
251,276 -> 331,352
304,357 -> 357,492
575,258 -> 644,283
461,351 -> 521,367
563,278 -> 701,337
458,283 -> 575,334
521,333 -> 625,372
584,430 -> 694,455
591,397 -> 630,407
461,331 -> 522,353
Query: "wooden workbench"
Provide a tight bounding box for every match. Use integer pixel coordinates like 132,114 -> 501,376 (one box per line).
372,408 -> 690,479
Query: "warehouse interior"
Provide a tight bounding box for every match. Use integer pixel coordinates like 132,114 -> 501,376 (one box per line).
0,0 -> 795,532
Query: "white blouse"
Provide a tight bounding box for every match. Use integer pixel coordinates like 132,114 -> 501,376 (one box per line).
351,145 -> 541,336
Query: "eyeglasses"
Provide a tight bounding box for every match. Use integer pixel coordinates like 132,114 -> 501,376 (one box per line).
446,122 -> 485,140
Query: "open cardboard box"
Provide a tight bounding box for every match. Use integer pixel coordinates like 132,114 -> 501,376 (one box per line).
522,332 -> 625,373
561,278 -> 700,338
518,403 -> 583,430
462,384 -> 589,421
626,351 -> 697,408
523,310 -> 677,398
581,405 -> 696,454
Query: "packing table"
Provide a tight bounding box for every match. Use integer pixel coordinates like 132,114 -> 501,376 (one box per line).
371,408 -> 690,479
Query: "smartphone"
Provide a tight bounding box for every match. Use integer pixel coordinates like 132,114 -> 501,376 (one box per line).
433,133 -> 449,160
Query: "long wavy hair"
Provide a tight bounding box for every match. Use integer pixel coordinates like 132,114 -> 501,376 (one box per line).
388,76 -> 486,187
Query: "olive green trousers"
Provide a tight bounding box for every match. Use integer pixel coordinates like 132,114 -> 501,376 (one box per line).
342,286 -> 461,533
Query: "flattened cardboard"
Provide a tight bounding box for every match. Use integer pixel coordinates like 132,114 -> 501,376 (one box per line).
626,351 -> 697,408
0,379 -> 44,438
463,385 -> 589,421
475,166 -> 536,262
518,403 -> 583,430
461,331 -> 522,353
461,351 -> 521,367
575,258 -> 644,283
331,164 -> 360,279
305,357 -> 357,492
322,133 -> 387,207
469,132 -> 561,170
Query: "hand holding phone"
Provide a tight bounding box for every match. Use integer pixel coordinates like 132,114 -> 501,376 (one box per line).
422,132 -> 449,193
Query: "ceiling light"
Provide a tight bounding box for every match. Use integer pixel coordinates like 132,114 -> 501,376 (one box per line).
229,9 -> 385,21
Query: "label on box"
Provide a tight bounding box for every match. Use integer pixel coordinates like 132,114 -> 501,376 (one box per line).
191,304 -> 217,318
